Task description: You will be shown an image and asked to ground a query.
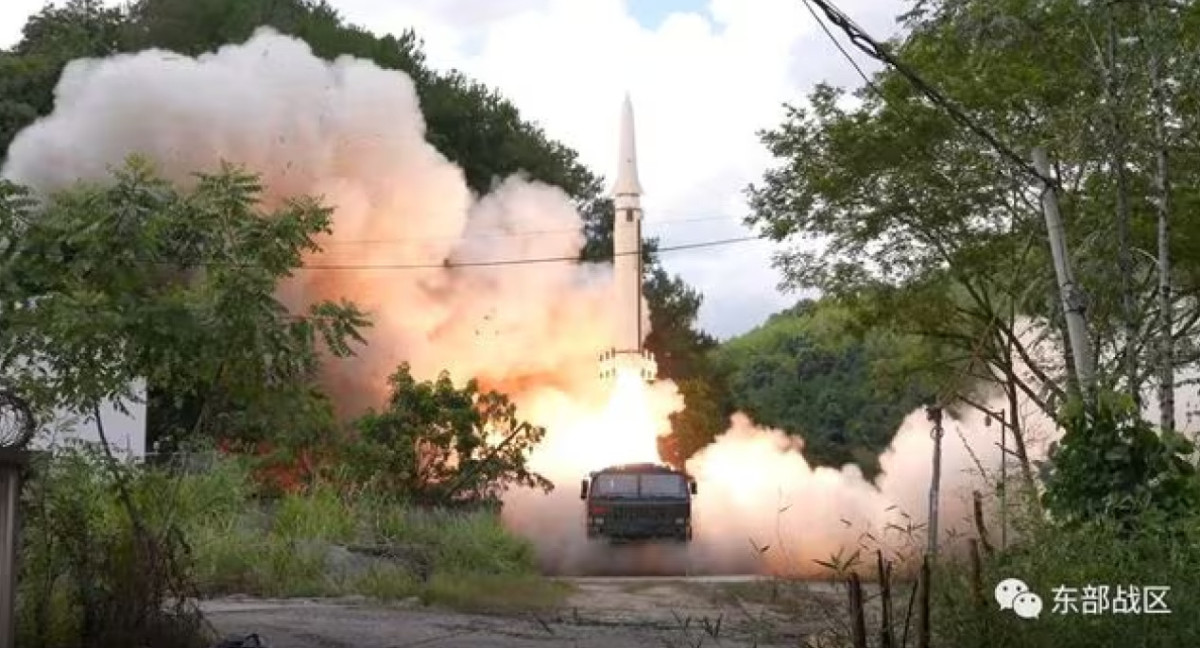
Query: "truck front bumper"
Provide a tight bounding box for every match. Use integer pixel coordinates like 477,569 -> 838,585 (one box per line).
589,517 -> 691,541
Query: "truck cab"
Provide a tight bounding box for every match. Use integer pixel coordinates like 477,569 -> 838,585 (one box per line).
580,462 -> 697,542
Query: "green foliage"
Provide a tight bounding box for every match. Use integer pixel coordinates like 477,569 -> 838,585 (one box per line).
747,0 -> 1200,412
644,266 -> 719,380
645,266 -> 733,467
1,0 -> 726,456
18,445 -> 561,644
187,474 -> 553,604
658,376 -> 729,470
0,160 -> 368,450
713,298 -> 931,476
1042,392 -> 1200,524
17,444 -> 208,648
347,363 -> 553,506
934,510 -> 1200,648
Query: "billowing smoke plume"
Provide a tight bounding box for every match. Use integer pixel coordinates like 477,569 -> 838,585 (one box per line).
2,28 -> 619,415
4,29 -> 1062,577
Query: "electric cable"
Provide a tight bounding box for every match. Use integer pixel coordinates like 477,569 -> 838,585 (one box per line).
297,234 -> 764,270
801,0 -> 879,96
800,0 -> 1059,189
105,233 -> 766,271
319,213 -> 746,246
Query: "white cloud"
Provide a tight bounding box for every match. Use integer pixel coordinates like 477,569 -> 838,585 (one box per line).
1,0 -> 909,338
1,0 -> 44,48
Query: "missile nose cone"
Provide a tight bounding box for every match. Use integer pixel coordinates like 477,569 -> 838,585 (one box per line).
613,93 -> 643,197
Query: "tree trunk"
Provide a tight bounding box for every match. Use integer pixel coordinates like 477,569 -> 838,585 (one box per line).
1005,367 -> 1036,492
1105,12 -> 1140,403
1148,3 -> 1175,432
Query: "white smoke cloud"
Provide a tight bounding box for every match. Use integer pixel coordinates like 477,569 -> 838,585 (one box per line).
2,28 -> 1066,578
3,29 -> 620,416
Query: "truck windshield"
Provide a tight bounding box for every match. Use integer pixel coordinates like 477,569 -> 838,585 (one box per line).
591,473 -> 688,498
640,474 -> 688,498
592,473 -> 639,497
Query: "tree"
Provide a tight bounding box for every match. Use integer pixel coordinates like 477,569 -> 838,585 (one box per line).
747,0 -> 1200,434
348,362 -> 552,505
0,0 -> 130,161
0,158 -> 368,450
712,298 -> 933,478
0,0 -> 731,464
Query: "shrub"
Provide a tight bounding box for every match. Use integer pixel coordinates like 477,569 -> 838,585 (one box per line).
1042,391 -> 1199,525
933,510 -> 1200,648
16,444 -> 208,648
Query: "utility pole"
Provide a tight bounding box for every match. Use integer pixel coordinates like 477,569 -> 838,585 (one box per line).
1032,147 -> 1094,396
0,450 -> 25,648
926,404 -> 944,558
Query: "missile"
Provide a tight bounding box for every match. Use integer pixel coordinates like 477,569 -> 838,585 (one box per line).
599,94 -> 657,383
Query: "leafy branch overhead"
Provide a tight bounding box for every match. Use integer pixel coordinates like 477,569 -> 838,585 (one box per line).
747,0 -> 1200,425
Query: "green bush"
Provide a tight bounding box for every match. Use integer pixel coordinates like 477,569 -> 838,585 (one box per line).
933,510 -> 1200,648
17,445 -> 562,648
16,445 -> 208,648
1042,391 -> 1199,525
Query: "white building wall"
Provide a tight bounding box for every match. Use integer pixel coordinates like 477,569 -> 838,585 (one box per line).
27,378 -> 148,460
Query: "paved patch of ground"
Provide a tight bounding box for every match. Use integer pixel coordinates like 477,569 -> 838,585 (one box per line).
203,577 -> 863,647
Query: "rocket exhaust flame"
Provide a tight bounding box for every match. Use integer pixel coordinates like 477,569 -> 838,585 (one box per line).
1,30 -> 1060,577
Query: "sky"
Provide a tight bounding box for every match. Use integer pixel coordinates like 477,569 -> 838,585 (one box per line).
0,0 -> 910,339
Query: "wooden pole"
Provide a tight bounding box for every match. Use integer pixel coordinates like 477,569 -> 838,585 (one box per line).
999,408 -> 1007,551
0,450 -> 28,648
917,557 -> 931,648
877,550 -> 895,648
848,572 -> 868,648
972,491 -> 994,557
926,405 -> 944,557
969,539 -> 985,610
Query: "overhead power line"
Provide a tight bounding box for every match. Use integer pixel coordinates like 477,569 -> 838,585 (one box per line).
800,0 -> 1059,188
319,213 -> 746,246
121,234 -> 763,271
801,0 -> 879,95
297,234 -> 765,270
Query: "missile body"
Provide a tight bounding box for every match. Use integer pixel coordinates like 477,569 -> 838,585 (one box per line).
600,95 -> 657,383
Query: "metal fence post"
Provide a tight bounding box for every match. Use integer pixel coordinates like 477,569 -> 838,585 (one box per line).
0,449 -> 27,648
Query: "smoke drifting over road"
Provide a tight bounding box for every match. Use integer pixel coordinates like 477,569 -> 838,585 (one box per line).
3,30 -> 1056,576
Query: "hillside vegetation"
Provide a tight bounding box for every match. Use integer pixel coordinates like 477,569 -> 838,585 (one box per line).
713,298 -> 934,477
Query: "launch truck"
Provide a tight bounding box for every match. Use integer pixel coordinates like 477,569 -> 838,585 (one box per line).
580,463 -> 697,542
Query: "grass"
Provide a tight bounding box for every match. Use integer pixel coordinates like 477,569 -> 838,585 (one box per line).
16,447 -> 572,648
178,462 -> 571,611
929,510 -> 1200,648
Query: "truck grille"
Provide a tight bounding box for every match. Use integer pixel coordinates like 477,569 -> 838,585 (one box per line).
603,502 -> 688,521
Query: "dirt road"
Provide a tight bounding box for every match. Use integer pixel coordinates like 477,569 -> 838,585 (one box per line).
203,576 -> 857,647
